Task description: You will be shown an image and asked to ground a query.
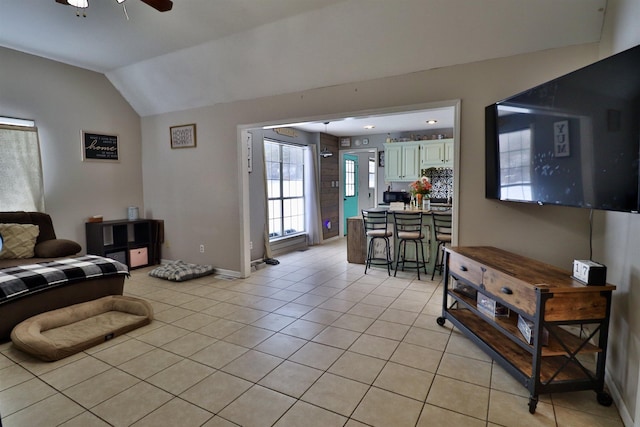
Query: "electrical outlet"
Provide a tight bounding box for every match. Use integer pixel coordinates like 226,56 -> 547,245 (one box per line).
199,244 -> 205,253
249,241 -> 253,250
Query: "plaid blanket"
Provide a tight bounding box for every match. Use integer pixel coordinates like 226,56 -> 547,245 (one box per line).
0,255 -> 129,304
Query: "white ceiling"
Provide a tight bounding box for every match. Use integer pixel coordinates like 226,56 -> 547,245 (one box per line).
1,0 -> 607,125
282,107 -> 455,137
0,0 -> 344,72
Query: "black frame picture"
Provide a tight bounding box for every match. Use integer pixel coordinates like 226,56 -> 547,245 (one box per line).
82,131 -> 119,162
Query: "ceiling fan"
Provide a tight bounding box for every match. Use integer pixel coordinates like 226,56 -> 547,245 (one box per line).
55,0 -> 173,12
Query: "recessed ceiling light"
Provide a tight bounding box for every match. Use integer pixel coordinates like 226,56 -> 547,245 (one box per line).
426,120 -> 438,125
363,125 -> 375,130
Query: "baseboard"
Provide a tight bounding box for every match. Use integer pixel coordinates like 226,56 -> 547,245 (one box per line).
606,370 -> 633,426
213,267 -> 243,279
322,235 -> 341,243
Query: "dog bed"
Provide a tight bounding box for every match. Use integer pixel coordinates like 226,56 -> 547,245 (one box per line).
10,295 -> 153,361
148,260 -> 215,282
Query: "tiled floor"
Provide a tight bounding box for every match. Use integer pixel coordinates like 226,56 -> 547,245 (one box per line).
0,238 -> 624,426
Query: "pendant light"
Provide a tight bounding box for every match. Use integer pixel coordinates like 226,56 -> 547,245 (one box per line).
320,122 -> 333,158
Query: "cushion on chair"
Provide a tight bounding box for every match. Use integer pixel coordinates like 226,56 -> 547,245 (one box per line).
436,234 -> 452,242
397,231 -> 423,240
148,260 -> 215,282
0,223 -> 40,259
10,295 -> 153,362
366,230 -> 393,238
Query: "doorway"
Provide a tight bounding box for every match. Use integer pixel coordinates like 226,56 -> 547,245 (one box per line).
340,148 -> 378,236
239,100 -> 461,278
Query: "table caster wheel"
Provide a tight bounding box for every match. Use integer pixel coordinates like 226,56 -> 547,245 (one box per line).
597,391 -> 613,406
528,397 -> 538,414
436,317 -> 446,326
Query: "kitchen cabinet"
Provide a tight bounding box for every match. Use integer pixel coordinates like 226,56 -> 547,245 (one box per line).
420,139 -> 454,168
384,142 -> 420,181
437,246 -> 615,414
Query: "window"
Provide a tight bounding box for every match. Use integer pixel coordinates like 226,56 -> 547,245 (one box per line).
369,158 -> 376,188
345,158 -> 355,197
499,128 -> 532,201
264,140 -> 305,240
0,118 -> 45,212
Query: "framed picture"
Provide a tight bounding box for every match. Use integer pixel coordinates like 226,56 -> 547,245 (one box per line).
170,124 -> 197,149
378,151 -> 385,167
340,137 -> 351,147
82,131 -> 119,162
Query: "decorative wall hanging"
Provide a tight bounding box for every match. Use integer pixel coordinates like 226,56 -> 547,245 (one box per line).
82,131 -> 119,161
553,120 -> 569,157
170,124 -> 197,149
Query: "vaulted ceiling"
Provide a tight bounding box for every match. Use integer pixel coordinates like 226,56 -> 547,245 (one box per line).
0,0 -> 607,117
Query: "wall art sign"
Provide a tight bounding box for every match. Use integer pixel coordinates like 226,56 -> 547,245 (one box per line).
553,120 -> 570,157
82,131 -> 119,161
170,123 -> 197,149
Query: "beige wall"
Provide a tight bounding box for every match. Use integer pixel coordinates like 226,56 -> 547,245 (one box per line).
594,0 -> 640,424
0,47 -> 143,249
142,43 -> 600,274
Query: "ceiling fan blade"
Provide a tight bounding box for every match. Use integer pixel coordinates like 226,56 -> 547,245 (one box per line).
140,0 -> 173,12
55,0 -> 69,4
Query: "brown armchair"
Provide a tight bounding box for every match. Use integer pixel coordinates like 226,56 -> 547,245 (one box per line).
0,211 -> 81,268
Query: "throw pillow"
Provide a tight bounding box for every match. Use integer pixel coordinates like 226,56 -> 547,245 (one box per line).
0,223 -> 40,259
34,239 -> 82,258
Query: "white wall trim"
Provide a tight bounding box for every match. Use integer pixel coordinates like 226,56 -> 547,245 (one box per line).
214,267 -> 244,279
606,369 -> 633,426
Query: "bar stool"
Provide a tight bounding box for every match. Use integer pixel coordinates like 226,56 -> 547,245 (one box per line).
393,211 -> 427,279
362,210 -> 393,275
431,211 -> 453,280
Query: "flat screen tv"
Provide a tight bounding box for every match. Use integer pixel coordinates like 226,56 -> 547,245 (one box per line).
486,44 -> 640,213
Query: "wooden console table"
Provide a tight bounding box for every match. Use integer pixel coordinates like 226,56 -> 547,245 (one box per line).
437,246 -> 615,413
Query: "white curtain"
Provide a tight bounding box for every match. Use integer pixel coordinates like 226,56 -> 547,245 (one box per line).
261,144 -> 273,260
304,145 -> 322,245
0,125 -> 45,212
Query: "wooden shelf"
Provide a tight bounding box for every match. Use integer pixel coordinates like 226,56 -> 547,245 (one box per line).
449,309 -> 596,382
86,219 -> 161,270
451,290 -> 603,357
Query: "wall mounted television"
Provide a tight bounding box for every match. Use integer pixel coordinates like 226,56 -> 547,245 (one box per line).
486,44 -> 640,213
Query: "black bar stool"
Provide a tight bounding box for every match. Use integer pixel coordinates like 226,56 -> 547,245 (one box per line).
362,210 -> 393,275
431,212 -> 452,280
393,211 -> 427,279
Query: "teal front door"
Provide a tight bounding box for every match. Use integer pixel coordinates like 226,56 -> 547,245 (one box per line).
343,154 -> 358,234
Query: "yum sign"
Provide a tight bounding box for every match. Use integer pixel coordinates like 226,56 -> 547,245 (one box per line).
553,120 -> 570,157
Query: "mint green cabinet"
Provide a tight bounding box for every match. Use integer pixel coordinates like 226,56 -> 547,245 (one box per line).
384,142 -> 420,182
420,139 -> 454,168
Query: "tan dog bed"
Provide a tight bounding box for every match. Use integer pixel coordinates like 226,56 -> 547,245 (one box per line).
10,295 -> 153,361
